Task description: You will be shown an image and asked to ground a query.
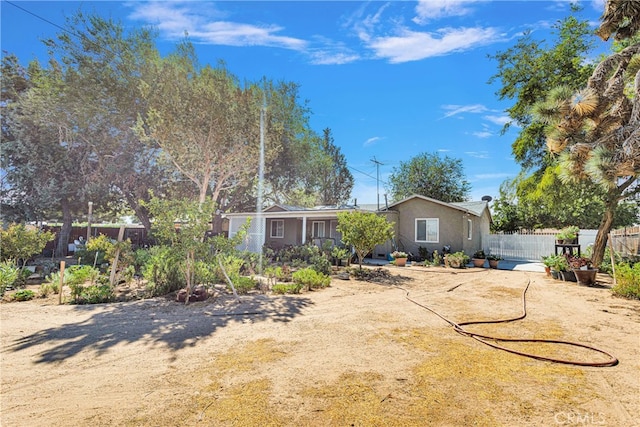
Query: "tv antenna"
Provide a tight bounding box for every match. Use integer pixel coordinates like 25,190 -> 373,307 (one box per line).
371,157 -> 384,211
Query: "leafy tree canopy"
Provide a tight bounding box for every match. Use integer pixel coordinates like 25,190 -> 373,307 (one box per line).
387,152 -> 470,203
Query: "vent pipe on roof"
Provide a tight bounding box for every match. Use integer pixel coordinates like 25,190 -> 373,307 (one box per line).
354,198 -> 357,207
384,194 -> 388,210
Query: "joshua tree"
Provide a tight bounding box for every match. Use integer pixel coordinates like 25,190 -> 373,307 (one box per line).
533,42 -> 639,267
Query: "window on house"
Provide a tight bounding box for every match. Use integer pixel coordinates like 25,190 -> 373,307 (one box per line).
415,218 -> 439,243
312,221 -> 325,238
270,220 -> 284,238
467,219 -> 472,240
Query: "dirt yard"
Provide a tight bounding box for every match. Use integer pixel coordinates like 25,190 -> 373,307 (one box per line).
1,266 -> 639,426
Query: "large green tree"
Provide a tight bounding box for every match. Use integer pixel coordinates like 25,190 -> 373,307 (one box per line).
387,152 -> 470,203
315,128 -> 354,205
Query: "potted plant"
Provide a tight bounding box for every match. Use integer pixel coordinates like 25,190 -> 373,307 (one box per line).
567,255 -> 598,286
544,254 -> 568,279
446,251 -> 469,269
556,226 -> 579,244
472,250 -> 486,268
541,255 -> 553,277
486,254 -> 502,269
331,246 -> 351,267
391,251 -> 408,267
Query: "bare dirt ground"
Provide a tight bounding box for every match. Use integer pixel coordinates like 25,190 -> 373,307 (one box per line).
1,266 -> 639,427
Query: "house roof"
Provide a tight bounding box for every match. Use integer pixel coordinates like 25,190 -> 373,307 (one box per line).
225,203 -> 377,219
385,195 -> 489,218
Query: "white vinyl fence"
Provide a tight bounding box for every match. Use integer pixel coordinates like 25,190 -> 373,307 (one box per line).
483,230 -> 598,262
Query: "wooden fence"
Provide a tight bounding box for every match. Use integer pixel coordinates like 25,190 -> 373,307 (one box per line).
609,226 -> 640,256
482,230 -> 598,262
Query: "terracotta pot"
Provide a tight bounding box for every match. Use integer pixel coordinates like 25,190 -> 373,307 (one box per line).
544,266 -> 551,277
488,259 -> 499,269
574,268 -> 598,286
472,258 -> 486,268
395,257 -> 407,267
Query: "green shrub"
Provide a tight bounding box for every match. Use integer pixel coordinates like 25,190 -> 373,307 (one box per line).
310,254 -> 331,275
231,276 -> 257,294
133,248 -> 151,273
194,261 -> 219,285
272,283 -> 303,294
66,265 -> 100,286
12,289 -> 35,301
39,281 -> 59,297
292,267 -> 331,290
143,246 -> 184,296
76,234 -> 114,266
76,284 -> 113,304
0,261 -> 20,297
612,262 -> 640,300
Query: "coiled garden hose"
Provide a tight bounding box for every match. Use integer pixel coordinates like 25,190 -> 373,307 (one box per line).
400,279 -> 619,367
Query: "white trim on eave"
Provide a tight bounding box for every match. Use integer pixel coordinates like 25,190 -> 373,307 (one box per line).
386,194 -> 482,217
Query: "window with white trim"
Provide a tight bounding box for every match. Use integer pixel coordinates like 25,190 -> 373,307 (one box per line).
415,218 -> 439,243
270,220 -> 284,238
467,219 -> 472,240
312,221 -> 326,238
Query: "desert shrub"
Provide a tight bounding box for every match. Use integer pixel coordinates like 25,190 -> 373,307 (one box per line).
76,234 -> 114,266
239,251 -> 261,275
39,281 -> 59,297
216,254 -> 245,281
231,276 -> 257,294
75,284 -> 113,304
272,283 -> 303,294
143,246 -> 183,296
194,261 -> 219,285
12,289 -> 35,301
0,261 -> 19,297
292,267 -> 331,290
310,254 -> 331,275
612,262 -> 640,300
67,265 -> 100,286
133,248 -> 151,273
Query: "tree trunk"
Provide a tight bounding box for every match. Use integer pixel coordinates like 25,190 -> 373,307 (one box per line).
55,199 -> 73,258
591,200 -> 616,268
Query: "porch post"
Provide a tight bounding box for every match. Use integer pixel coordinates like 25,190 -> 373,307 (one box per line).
301,216 -> 307,244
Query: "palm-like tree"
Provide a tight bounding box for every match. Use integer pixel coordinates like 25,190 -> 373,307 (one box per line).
596,0 -> 640,41
533,42 -> 639,267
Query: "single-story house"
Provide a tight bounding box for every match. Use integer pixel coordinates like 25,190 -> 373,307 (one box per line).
225,195 -> 491,258
376,195 -> 491,258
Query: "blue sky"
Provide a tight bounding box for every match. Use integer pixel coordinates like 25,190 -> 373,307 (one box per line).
1,0 -> 610,206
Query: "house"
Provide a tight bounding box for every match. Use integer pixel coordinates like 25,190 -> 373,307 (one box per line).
225,195 -> 491,259
376,195 -> 492,258
224,204 -> 377,253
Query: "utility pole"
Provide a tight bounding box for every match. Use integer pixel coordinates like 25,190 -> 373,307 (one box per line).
371,157 -> 383,211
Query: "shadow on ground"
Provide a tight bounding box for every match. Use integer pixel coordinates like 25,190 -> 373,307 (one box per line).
5,293 -> 313,363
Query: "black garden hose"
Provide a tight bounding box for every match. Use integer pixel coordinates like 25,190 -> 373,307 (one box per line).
400,279 -> 619,367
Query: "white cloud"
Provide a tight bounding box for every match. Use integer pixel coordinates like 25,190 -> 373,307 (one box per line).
364,136 -> 384,147
483,114 -> 510,126
465,151 -> 490,159
474,173 -> 512,180
127,1 -> 307,50
368,26 -> 500,63
442,104 -> 488,118
472,131 -> 493,139
413,0 -> 479,24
